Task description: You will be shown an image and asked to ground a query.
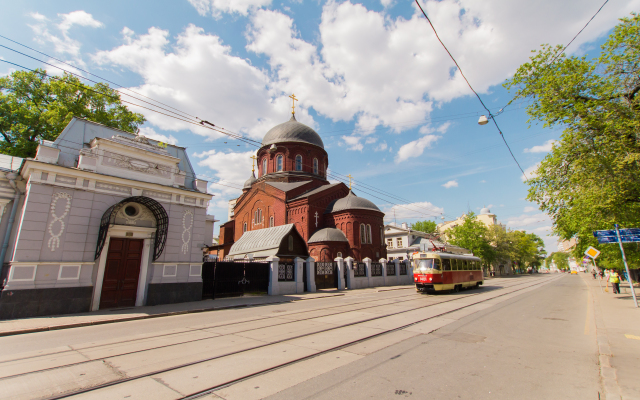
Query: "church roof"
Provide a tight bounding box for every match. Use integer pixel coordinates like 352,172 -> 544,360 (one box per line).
261,115 -> 324,149
229,224 -> 296,257
325,190 -> 381,214
308,228 -> 348,243
266,180 -> 311,192
243,172 -> 257,189
288,183 -> 342,201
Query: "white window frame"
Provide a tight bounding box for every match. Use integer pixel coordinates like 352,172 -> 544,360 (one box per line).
58,264 -> 81,280
313,158 -> 318,175
262,158 -> 267,176
386,238 -> 393,248
295,155 -> 303,171
360,223 -> 366,244
277,155 -> 283,171
397,238 -> 403,248
269,216 -> 274,227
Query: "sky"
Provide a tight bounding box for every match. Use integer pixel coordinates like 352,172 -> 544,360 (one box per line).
1,0 -> 638,253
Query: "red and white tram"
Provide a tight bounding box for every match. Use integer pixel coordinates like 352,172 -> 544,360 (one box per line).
413,252 -> 484,293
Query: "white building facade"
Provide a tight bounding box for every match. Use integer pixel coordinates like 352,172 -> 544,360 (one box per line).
0,118 -> 214,319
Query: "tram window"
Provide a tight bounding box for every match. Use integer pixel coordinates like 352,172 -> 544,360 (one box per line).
453,259 -> 459,271
433,259 -> 441,270
462,260 -> 468,270
442,259 -> 451,271
417,260 -> 433,271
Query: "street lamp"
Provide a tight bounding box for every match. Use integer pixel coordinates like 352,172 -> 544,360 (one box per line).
478,115 -> 489,125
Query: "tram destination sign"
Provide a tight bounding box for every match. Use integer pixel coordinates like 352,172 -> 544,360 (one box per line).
593,228 -> 640,244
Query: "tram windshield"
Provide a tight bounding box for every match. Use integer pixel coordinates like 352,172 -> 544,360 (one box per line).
416,259 -> 440,271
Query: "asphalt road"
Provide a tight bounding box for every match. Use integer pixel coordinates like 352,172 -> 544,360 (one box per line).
263,274 -> 600,400
0,274 -> 600,400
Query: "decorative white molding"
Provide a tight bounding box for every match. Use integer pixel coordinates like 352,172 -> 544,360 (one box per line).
182,209 -> 194,254
10,265 -> 37,281
163,264 -> 177,277
142,190 -> 172,201
54,174 -> 77,185
95,181 -> 132,194
58,265 -> 81,280
189,264 -> 202,277
47,192 -> 72,251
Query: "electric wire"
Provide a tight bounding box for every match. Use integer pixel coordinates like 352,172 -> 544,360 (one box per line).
414,0 -> 528,181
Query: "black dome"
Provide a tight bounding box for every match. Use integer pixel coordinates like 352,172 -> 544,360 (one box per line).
261,115 -> 324,149
325,190 -> 381,213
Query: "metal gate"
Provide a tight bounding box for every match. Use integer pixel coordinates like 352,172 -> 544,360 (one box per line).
315,261 -> 337,289
202,261 -> 270,299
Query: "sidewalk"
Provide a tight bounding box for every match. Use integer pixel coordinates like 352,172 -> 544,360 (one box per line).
0,284 -> 414,337
581,274 -> 640,400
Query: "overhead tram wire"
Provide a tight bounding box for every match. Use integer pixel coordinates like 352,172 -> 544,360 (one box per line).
414,0 -> 527,181
486,0 -> 611,116
0,57 -> 449,219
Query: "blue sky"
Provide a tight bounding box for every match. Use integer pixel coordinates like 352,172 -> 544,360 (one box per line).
2,0 -> 638,252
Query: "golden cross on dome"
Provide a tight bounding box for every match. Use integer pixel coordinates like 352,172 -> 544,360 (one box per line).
250,155 -> 257,173
289,93 -> 298,115
347,174 -> 353,190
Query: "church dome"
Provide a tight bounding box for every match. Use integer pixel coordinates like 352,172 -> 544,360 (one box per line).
308,228 -> 348,243
243,171 -> 257,189
480,206 -> 492,215
325,190 -> 381,214
262,115 -> 324,149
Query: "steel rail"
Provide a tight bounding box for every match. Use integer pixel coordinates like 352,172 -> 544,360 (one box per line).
37,276 -> 558,400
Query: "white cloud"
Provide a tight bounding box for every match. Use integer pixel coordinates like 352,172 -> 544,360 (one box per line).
94,25 -> 315,140
194,149 -> 256,203
28,11 -> 103,69
522,163 -> 540,181
480,180 -> 486,183
524,139 -> 556,153
506,212 -> 549,228
342,135 -> 363,151
382,201 -> 444,222
188,0 -> 271,17
375,142 -> 388,152
442,180 -> 458,188
524,206 -> 537,213
138,126 -> 178,145
395,134 -> 439,162
58,10 -> 103,32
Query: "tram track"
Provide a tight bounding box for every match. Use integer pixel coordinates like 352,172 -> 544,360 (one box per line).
0,275 -> 559,400
0,277 -> 536,379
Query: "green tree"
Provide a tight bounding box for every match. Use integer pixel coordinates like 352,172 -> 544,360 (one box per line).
0,69 -> 145,158
547,252 -> 570,270
410,220 -> 437,233
504,13 -> 640,269
447,212 -> 496,266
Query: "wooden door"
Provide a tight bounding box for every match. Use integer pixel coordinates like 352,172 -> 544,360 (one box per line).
99,238 -> 144,309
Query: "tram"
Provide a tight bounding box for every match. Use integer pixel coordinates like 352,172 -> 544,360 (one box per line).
412,251 -> 484,293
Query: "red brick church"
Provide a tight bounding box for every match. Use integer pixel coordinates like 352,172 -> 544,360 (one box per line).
218,111 -> 386,262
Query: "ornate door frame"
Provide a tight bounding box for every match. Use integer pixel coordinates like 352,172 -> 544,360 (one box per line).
91,225 -> 155,311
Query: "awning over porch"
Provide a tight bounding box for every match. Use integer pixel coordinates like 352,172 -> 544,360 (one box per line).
228,224 -> 309,260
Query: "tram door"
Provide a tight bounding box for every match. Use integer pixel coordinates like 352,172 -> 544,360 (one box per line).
315,261 -> 337,289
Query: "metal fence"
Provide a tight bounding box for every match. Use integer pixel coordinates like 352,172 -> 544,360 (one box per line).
387,262 -> 395,276
400,262 -> 407,275
278,262 -> 295,282
354,262 -> 367,277
202,261 -> 270,299
371,262 -> 383,276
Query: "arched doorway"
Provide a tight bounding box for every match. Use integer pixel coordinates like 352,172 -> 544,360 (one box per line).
92,197 -> 168,310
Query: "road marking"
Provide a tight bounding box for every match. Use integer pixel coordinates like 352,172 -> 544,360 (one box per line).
584,290 -> 591,335
625,334 -> 640,340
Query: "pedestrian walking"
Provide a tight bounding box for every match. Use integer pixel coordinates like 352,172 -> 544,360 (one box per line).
598,270 -> 604,280
609,270 -> 621,294
592,270 -> 597,279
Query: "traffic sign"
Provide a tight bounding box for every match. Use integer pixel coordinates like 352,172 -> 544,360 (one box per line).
595,225 -> 639,308
593,230 -> 616,237
584,246 -> 600,259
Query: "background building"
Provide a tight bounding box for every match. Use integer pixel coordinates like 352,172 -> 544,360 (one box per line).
384,222 -> 469,260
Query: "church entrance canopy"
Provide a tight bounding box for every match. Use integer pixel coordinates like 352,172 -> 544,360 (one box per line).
228,224 -> 308,260
95,196 -> 169,261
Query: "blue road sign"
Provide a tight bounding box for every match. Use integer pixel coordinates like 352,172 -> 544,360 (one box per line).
593,230 -> 616,237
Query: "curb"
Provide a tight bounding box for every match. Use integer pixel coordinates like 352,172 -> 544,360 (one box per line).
587,278 -> 622,400
0,293 -> 346,338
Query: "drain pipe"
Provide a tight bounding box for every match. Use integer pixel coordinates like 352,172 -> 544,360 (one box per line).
0,172 -> 22,285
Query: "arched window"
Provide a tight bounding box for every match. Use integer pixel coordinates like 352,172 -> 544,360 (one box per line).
313,158 -> 318,175
288,235 -> 294,251
277,155 -> 283,172
380,227 -> 384,244
324,162 -> 327,177
254,209 -> 262,224
262,158 -> 267,176
337,252 -> 342,258
269,216 -> 274,227
243,222 -> 247,233
367,224 -> 372,244
295,155 -> 302,171
360,223 -> 366,244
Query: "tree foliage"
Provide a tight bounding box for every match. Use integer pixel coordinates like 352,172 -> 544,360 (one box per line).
546,252 -> 570,270
447,213 -> 546,271
410,220 -> 437,233
505,14 -> 640,269
0,69 -> 145,158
